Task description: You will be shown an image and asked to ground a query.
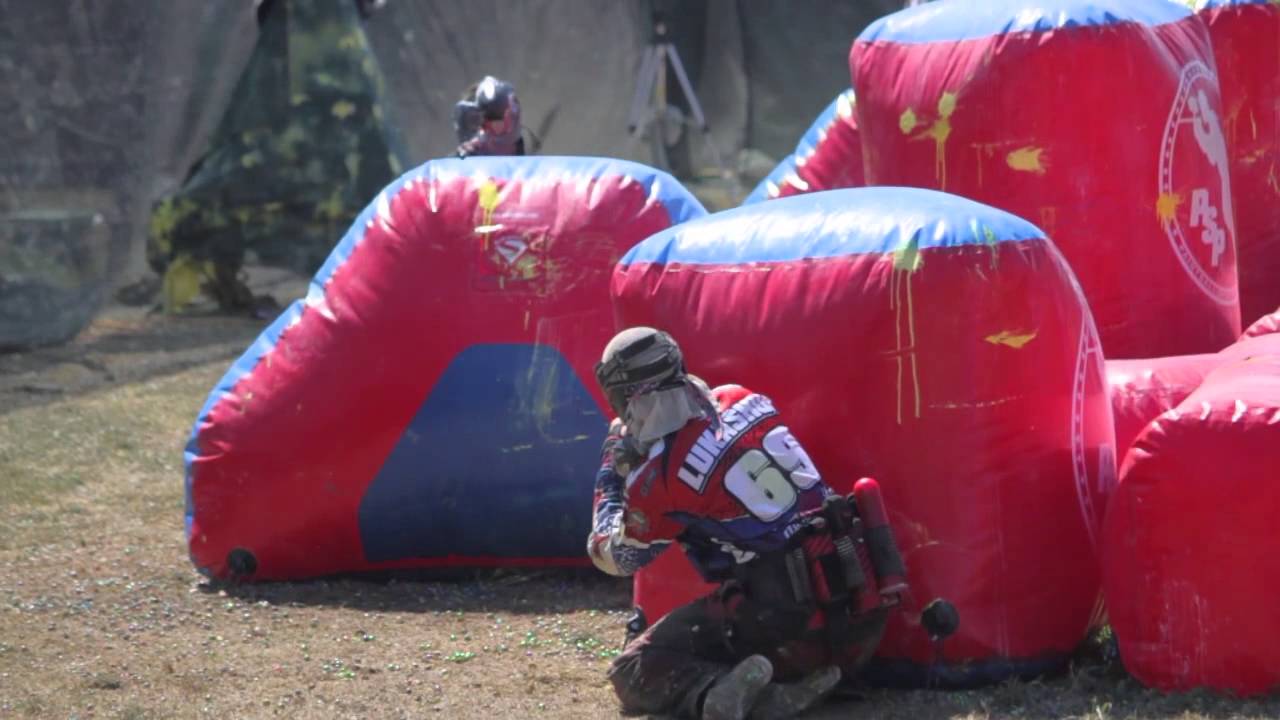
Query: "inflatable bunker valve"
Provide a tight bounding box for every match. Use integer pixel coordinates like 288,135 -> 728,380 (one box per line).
851,0 -> 1241,359
1103,332 -> 1280,695
744,89 -> 865,205
184,156 -> 706,581
612,187 -> 1115,687
1193,0 -> 1280,328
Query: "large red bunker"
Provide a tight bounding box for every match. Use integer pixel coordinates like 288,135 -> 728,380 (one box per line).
613,186 -> 1114,685
1194,0 -> 1280,327
184,156 -> 704,580
1103,333 -> 1280,695
851,0 -> 1242,358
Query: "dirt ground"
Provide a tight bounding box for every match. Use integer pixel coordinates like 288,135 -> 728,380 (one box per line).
3,283 -> 1280,719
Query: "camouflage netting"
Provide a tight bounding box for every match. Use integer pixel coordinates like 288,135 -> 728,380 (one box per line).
0,0 -> 896,347
147,0 -> 409,313
0,1 -> 141,349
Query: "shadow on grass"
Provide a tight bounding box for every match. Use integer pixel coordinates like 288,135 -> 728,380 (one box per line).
0,311 -> 264,416
0,265 -> 308,417
197,566 -> 635,616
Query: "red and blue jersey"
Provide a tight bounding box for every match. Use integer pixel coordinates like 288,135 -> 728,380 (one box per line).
589,386 -> 832,580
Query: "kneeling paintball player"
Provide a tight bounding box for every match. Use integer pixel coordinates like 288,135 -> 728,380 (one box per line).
587,327 -> 954,720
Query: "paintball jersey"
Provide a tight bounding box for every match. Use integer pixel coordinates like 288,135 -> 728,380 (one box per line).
588,385 -> 833,581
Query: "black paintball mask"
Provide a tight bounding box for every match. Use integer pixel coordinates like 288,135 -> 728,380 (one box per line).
594,328 -> 687,420
453,76 -> 522,150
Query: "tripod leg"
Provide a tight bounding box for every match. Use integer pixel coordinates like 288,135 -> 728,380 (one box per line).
628,45 -> 660,134
665,46 -> 708,130
665,43 -> 732,179
650,46 -> 671,170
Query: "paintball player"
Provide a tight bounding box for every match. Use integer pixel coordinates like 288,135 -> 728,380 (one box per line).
588,327 -> 925,720
453,76 -> 526,158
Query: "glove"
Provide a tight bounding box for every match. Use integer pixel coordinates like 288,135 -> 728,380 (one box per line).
600,418 -> 626,469
601,419 -> 645,477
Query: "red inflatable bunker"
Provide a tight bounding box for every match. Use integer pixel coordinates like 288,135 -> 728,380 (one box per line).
1106,333 -> 1280,463
1243,305 -> 1280,339
613,187 -> 1115,686
851,0 -> 1242,358
184,156 -> 704,580
1103,333 -> 1280,695
1196,0 -> 1280,327
1107,354 -> 1222,464
744,89 -> 864,204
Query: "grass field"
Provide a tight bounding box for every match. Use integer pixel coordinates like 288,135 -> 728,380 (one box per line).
2,306 -> 1278,719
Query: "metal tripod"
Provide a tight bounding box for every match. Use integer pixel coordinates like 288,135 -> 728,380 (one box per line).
627,11 -> 731,181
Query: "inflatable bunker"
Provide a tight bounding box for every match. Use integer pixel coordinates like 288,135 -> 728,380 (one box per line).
1104,332 -> 1280,695
612,187 -> 1115,686
1244,305 -> 1280,339
1194,0 -> 1280,327
184,156 -> 705,580
1107,353 -> 1222,464
1106,332 -> 1280,464
851,0 -> 1241,358
744,89 -> 865,204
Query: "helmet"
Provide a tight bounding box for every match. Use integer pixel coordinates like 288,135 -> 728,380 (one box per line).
476,76 -> 519,119
474,76 -> 520,136
594,327 -> 686,418
452,97 -> 484,145
453,76 -> 523,156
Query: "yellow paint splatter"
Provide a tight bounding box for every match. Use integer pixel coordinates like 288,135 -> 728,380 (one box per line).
1006,146 -> 1047,174
937,92 -> 957,119
479,180 -> 500,215
900,91 -> 960,188
477,179 -> 501,240
979,225 -> 1000,270
924,116 -> 952,145
331,100 -> 356,119
922,92 -> 958,187
893,232 -> 924,272
899,108 -> 919,134
889,234 -> 924,424
1155,192 -> 1183,222
985,330 -> 1038,349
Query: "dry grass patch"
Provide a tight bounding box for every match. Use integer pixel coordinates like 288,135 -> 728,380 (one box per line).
1,318 -> 1278,719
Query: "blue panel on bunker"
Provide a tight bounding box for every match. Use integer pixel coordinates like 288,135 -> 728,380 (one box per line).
358,343 -> 605,562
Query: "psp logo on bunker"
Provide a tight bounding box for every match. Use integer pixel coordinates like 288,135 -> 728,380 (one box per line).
1158,60 -> 1237,306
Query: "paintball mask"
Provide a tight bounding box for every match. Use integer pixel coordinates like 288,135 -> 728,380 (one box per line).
453,76 -> 522,155
594,327 -> 687,420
